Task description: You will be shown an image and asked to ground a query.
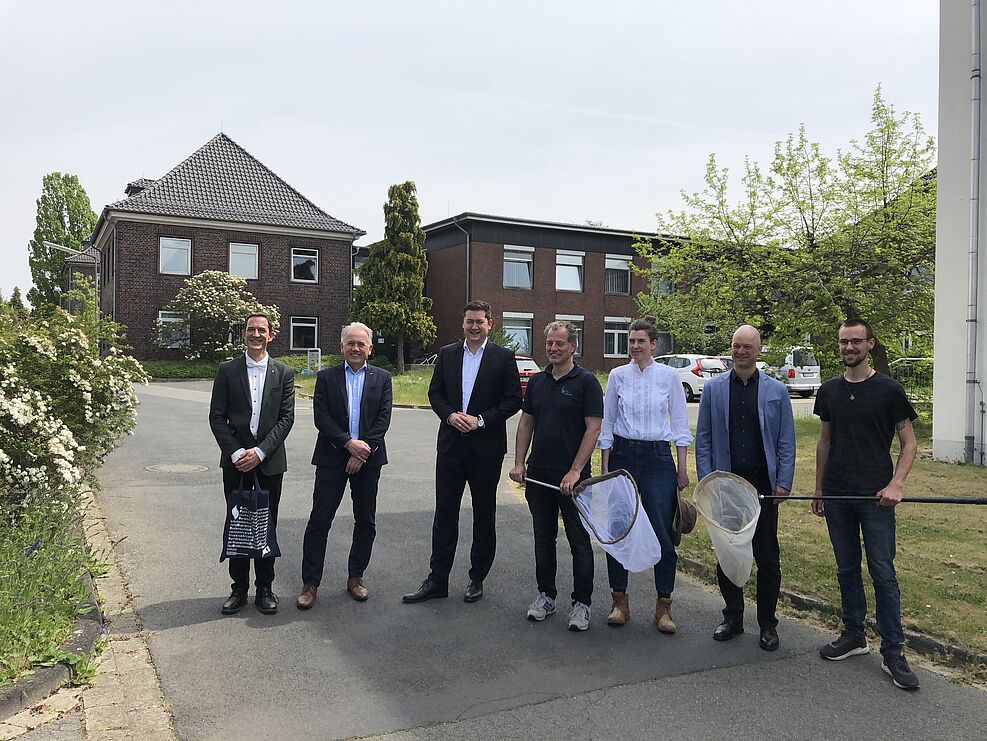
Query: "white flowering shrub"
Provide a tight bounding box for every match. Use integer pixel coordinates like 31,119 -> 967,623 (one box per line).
158,271 -> 280,362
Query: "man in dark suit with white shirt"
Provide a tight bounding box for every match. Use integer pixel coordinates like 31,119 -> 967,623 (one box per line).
403,300 -> 523,604
297,322 -> 393,609
209,312 -> 295,616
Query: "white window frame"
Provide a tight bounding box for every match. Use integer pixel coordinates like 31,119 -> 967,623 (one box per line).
502,311 -> 533,356
229,242 -> 259,280
555,314 -> 584,357
159,237 -> 191,276
158,311 -> 189,348
555,250 -> 584,293
604,316 -> 631,358
291,247 -> 320,283
605,254 -> 631,295
290,316 -> 319,350
503,245 -> 534,290
352,254 -> 366,287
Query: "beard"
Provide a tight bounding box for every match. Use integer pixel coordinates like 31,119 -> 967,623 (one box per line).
842,354 -> 866,368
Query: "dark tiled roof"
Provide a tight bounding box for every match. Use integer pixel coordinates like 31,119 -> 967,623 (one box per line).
107,134 -> 363,235
126,177 -> 156,190
64,246 -> 99,265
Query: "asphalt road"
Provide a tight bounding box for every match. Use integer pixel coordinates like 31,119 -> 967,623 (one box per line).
94,382 -> 985,740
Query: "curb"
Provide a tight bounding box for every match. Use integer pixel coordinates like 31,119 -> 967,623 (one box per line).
0,571 -> 104,721
677,555 -> 987,668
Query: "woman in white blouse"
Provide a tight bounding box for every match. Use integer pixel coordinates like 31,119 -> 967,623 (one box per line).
599,317 -> 692,633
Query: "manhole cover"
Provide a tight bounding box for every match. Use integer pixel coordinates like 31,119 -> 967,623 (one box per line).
144,464 -> 209,473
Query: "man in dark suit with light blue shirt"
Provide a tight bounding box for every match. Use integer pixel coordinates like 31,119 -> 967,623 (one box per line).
696,324 -> 795,651
297,322 -> 393,609
403,300 -> 523,604
209,312 -> 295,616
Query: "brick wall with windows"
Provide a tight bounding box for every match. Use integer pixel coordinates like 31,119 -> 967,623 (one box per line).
110,219 -> 351,359
423,218 -> 661,371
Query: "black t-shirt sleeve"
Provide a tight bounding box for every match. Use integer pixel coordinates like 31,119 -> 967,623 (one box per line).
583,374 -> 604,418
813,384 -> 831,422
891,380 -> 918,424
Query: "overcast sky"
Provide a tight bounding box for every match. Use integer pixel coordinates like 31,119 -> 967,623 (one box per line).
0,1 -> 939,300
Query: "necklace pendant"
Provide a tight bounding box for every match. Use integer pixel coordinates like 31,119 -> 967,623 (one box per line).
849,394 -> 855,400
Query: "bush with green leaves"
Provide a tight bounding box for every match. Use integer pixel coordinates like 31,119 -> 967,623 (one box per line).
158,270 -> 279,362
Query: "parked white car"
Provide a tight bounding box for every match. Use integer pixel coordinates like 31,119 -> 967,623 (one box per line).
777,346 -> 822,398
655,354 -> 728,402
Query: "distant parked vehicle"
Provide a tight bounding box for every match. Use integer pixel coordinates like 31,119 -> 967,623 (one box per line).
655,354 -> 728,402
777,346 -> 821,398
515,356 -> 541,397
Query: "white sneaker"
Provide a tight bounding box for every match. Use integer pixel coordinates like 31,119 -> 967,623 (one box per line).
526,592 -> 557,621
568,601 -> 591,631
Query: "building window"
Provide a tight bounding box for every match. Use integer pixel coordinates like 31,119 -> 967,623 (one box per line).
556,251 -> 584,292
353,254 -> 366,287
556,314 -> 583,357
503,246 -> 533,289
503,312 -> 533,355
292,247 -> 319,283
604,317 -> 631,358
605,255 -> 631,294
158,311 -> 189,348
290,316 -> 318,350
229,242 -> 258,279
159,237 -> 191,275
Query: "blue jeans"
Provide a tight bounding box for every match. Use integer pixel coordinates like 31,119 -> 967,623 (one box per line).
605,437 -> 679,595
824,496 -> 904,655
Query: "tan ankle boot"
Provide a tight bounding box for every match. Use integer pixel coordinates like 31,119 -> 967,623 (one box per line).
607,591 -> 630,626
654,596 -> 676,634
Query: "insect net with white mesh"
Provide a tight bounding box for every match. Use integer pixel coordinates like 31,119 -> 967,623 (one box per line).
693,471 -> 761,587
571,469 -> 662,573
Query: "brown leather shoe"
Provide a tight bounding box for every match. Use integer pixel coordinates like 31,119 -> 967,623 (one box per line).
296,585 -> 317,610
347,577 -> 369,602
607,591 -> 630,626
655,596 -> 676,634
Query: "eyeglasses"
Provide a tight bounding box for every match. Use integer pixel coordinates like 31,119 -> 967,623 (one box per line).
838,338 -> 869,347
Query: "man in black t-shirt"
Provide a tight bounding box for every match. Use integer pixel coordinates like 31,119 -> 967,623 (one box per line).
509,321 -> 604,632
812,318 -> 920,691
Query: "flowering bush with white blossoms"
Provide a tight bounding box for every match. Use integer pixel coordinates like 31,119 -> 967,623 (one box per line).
158,270 -> 280,362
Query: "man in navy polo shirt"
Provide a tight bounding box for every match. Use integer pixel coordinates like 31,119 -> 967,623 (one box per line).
509,321 -> 604,631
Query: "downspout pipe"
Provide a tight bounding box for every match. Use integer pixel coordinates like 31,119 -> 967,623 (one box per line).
452,215 -> 471,303
967,0 -> 983,464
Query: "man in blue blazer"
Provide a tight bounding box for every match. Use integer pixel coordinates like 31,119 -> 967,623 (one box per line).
696,325 -> 795,651
297,322 -> 393,609
209,313 -> 295,616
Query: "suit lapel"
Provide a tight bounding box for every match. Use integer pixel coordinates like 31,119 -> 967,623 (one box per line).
451,343 -> 465,412
234,356 -> 251,414
756,370 -> 768,437
359,366 -> 375,432
337,364 -> 349,416
720,374 -> 730,433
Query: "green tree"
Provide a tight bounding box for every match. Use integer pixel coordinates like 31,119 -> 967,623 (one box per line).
159,271 -> 279,362
488,322 -> 520,353
352,181 -> 436,373
26,173 -> 98,308
8,286 -> 27,315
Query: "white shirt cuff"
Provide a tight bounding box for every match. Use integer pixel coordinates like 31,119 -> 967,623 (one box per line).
231,448 -> 246,463
255,447 -> 266,462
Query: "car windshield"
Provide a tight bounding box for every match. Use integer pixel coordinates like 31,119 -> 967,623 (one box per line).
700,358 -> 727,371
793,349 -> 818,367
516,359 -> 540,372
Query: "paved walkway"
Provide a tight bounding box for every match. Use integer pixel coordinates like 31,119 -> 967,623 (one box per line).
3,382 -> 984,740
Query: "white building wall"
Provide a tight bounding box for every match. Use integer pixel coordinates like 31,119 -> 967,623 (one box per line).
936,1 -> 987,463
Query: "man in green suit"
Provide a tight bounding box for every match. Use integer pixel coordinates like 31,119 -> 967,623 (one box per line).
209,313 -> 295,615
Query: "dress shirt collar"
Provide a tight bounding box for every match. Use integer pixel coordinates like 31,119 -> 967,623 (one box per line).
345,362 -> 368,375
245,352 -> 269,370
463,338 -> 488,356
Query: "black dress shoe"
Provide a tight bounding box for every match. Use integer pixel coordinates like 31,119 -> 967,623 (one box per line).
713,620 -> 744,641
255,587 -> 279,615
221,589 -> 248,615
402,579 -> 448,603
759,627 -> 779,651
463,580 -> 483,603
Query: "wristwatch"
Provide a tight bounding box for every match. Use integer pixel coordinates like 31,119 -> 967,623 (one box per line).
477,415 -> 485,429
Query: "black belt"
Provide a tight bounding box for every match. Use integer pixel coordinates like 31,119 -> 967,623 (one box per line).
613,435 -> 671,450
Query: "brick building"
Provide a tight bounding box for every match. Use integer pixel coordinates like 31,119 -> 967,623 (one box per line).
89,133 -> 364,358
422,213 -> 670,371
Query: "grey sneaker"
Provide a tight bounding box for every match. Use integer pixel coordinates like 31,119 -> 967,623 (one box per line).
568,602 -> 591,631
819,632 -> 870,661
882,652 -> 920,690
526,592 -> 557,621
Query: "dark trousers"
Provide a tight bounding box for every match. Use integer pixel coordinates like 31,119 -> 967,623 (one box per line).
525,467 -> 594,606
301,463 -> 382,587
605,438 -> 679,595
223,467 -> 283,591
716,496 -> 781,629
824,496 -> 903,655
428,438 -> 503,585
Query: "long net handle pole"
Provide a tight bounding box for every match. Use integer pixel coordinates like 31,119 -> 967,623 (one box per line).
759,494 -> 987,505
